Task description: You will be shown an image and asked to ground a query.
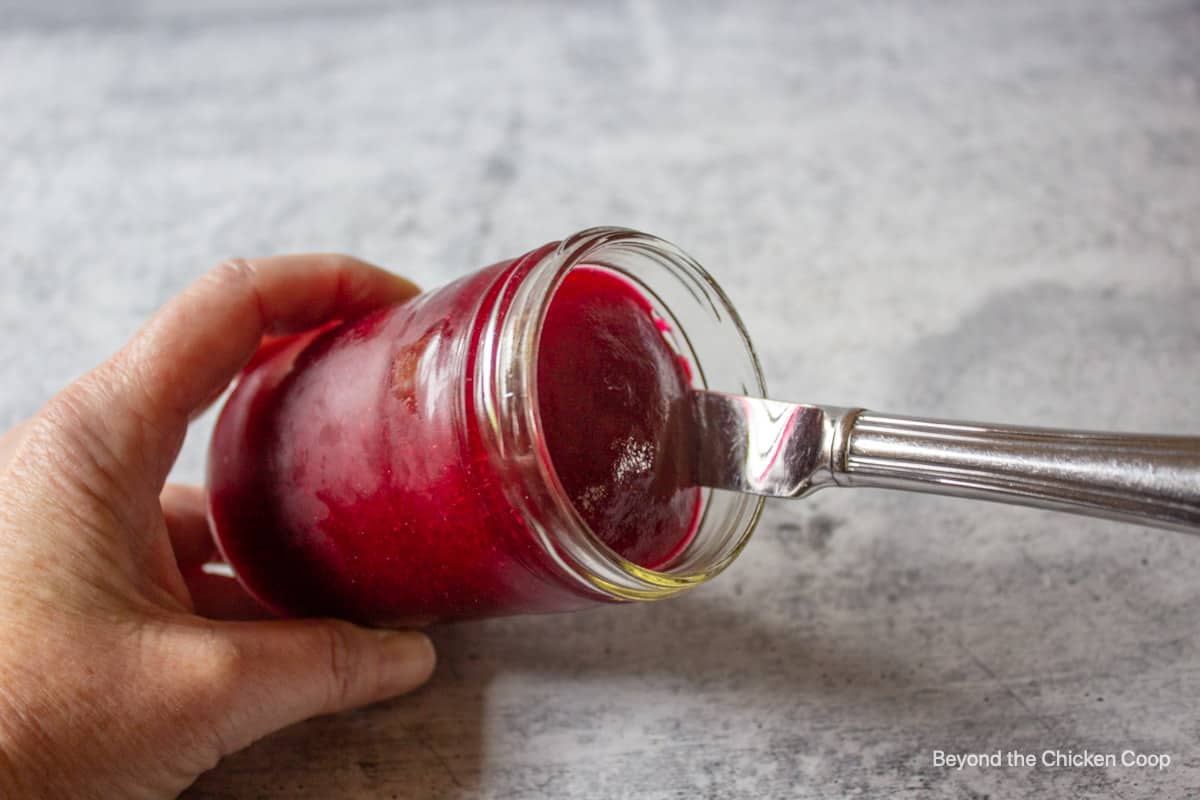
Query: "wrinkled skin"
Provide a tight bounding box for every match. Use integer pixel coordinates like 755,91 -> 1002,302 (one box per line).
0,256 -> 436,799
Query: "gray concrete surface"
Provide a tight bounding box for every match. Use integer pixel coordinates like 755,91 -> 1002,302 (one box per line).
2,0 -> 1199,797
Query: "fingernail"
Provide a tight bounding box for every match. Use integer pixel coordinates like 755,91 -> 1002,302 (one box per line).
374,630 -> 436,689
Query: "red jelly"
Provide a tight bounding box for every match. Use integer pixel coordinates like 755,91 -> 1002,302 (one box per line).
537,268 -> 699,569
207,229 -> 764,625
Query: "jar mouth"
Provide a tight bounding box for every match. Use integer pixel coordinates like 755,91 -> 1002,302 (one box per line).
477,227 -> 767,601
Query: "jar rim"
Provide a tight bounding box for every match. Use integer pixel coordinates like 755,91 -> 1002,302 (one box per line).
475,227 -> 767,601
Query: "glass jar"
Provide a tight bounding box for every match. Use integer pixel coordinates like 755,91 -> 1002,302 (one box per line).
207,227 -> 766,626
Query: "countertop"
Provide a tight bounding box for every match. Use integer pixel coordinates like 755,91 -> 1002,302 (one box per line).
2,0 -> 1199,797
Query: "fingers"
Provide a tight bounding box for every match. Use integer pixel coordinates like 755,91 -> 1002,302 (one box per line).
180,563 -> 275,621
130,256 -> 419,425
56,255 -> 420,490
161,483 -> 276,620
200,620 -> 435,755
161,483 -> 214,566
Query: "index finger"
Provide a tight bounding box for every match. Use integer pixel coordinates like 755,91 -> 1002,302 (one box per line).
62,254 -> 420,486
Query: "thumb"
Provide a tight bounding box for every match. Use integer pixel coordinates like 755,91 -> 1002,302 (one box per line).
200,619 -> 436,755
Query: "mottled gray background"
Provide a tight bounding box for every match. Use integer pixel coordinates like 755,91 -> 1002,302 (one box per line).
2,0 -> 1199,797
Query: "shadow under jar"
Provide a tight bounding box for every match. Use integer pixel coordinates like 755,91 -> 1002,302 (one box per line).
206,228 -> 765,626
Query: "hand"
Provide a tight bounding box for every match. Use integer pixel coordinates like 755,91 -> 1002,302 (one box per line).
0,256 -> 436,799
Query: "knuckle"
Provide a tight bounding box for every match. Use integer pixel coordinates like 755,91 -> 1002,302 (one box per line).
39,370 -> 168,491
163,627 -> 245,758
205,258 -> 264,325
197,631 -> 251,699
320,623 -> 369,711
318,253 -> 362,271
41,377 -> 102,434
33,385 -> 125,492
210,257 -> 258,286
